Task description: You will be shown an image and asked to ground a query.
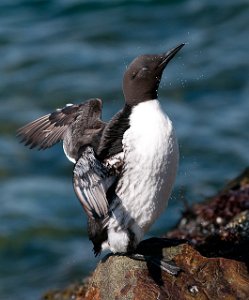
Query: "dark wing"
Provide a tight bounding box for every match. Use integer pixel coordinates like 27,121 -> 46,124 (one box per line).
73,103 -> 130,255
17,98 -> 103,150
73,146 -> 116,220
75,103 -> 131,220
97,104 -> 131,159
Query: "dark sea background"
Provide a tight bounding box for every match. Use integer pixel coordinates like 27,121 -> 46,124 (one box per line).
0,0 -> 248,299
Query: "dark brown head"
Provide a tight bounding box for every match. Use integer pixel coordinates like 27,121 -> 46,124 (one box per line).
122,43 -> 185,106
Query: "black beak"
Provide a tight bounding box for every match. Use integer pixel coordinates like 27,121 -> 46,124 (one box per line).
159,43 -> 185,69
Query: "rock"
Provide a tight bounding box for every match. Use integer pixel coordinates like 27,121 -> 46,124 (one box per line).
42,168 -> 249,300
84,243 -> 249,300
43,243 -> 249,300
166,167 -> 249,262
42,280 -> 89,300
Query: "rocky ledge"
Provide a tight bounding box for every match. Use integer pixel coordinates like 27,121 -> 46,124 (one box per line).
43,168 -> 249,300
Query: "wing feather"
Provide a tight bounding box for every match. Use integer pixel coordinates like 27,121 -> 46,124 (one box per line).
17,104 -> 82,149
73,146 -> 116,220
97,104 -> 131,159
17,99 -> 104,150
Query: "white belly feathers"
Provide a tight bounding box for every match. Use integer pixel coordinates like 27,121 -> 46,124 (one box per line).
112,99 -> 179,234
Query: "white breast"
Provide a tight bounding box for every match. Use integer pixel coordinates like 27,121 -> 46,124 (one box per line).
114,99 -> 179,233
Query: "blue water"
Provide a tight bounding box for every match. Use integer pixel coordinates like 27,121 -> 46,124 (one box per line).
0,0 -> 248,299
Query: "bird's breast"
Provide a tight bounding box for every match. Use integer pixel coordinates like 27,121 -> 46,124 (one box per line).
115,99 -> 179,231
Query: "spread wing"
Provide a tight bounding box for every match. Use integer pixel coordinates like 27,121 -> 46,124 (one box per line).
17,98 -> 104,150
72,104 -> 131,222
73,104 -> 131,221
73,146 -> 117,220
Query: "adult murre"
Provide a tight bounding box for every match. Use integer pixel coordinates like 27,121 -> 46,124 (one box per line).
17,43 -> 185,275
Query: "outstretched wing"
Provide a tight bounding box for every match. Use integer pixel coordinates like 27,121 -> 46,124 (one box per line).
17,98 -> 103,150
73,146 -> 116,220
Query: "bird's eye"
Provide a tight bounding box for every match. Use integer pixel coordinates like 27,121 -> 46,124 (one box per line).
131,67 -> 149,80
132,71 -> 137,79
136,67 -> 150,78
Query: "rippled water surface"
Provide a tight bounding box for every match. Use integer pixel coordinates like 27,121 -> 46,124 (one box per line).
0,0 -> 248,299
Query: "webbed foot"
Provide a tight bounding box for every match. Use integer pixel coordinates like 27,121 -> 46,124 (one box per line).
128,253 -> 181,275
